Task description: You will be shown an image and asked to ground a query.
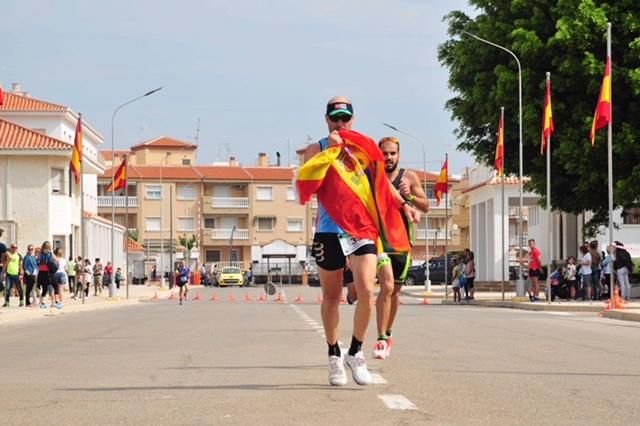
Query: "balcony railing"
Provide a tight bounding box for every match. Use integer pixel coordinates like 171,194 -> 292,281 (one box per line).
211,228 -> 249,240
429,199 -> 452,208
211,197 -> 249,208
415,229 -> 451,240
97,196 -> 138,208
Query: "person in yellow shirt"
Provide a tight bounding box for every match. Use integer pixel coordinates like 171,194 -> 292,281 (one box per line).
3,244 -> 24,307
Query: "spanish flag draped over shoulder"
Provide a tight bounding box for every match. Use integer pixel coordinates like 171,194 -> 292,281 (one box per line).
495,109 -> 504,177
70,114 -> 83,184
589,56 -> 612,145
434,159 -> 448,205
294,130 -> 410,254
107,157 -> 127,192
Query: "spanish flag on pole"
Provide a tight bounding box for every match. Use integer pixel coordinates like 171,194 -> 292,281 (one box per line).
495,108 -> 505,177
434,159 -> 448,205
589,56 -> 612,145
107,157 -> 127,192
541,77 -> 554,154
70,114 -> 83,184
294,130 -> 410,254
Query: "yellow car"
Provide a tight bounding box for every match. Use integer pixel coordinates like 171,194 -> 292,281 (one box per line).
218,267 -> 244,287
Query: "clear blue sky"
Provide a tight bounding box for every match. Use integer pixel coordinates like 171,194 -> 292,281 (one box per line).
2,0 -> 475,174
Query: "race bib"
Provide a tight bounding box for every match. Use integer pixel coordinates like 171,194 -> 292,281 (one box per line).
338,233 -> 374,256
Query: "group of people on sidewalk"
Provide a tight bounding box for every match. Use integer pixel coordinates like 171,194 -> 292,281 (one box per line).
529,238 -> 635,302
0,230 -> 123,309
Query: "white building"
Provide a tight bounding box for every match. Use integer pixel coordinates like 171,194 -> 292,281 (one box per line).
0,84 -> 124,266
466,164 -> 639,284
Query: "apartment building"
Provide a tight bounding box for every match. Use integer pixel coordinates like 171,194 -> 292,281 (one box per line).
0,83 -> 124,265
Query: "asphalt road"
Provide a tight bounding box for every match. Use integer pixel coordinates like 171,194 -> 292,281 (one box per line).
1,286 -> 639,425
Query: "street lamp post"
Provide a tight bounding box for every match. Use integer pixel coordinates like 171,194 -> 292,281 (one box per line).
110,87 -> 163,298
383,123 -> 431,294
462,31 -> 526,297
159,152 -> 171,288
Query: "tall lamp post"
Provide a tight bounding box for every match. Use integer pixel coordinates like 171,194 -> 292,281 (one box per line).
461,31 -> 526,297
382,123 -> 432,294
159,152 -> 171,288
111,87 -> 163,298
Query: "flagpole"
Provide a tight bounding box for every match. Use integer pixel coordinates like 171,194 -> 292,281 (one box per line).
125,155 -> 129,300
444,154 -> 449,300
546,72 -> 552,304
500,107 -> 505,301
606,22 -> 615,303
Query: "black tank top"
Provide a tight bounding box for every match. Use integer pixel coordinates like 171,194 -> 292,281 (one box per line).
391,168 -> 405,192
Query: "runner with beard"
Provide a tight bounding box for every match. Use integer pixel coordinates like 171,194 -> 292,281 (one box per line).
346,136 -> 428,359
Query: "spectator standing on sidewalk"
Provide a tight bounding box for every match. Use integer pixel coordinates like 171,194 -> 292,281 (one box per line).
66,256 -> 77,297
451,257 -> 462,303
464,251 -> 476,300
3,243 -> 24,307
589,241 -> 602,300
601,245 -> 613,299
0,228 -> 7,292
103,261 -> 113,291
53,248 -> 67,305
564,256 -> 578,301
527,239 -> 543,302
579,245 -> 593,301
115,267 -> 122,289
22,244 -> 38,306
614,241 -> 633,301
92,258 -> 103,296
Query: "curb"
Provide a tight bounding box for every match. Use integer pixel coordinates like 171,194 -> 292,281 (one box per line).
440,300 -> 605,313
601,310 -> 640,322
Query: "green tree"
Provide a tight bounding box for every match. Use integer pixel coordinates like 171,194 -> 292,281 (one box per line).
438,0 -> 640,235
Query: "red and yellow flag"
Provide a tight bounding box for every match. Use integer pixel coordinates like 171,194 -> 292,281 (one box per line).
294,130 -> 410,254
434,159 -> 448,205
541,78 -> 554,154
107,157 -> 127,192
0,86 -> 4,106
495,110 -> 505,177
69,115 -> 83,184
589,56 -> 612,145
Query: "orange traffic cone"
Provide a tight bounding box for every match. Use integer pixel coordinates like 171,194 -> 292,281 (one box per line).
244,292 -> 253,302
210,293 -> 220,302
149,291 -> 159,301
294,294 -> 304,303
316,293 -> 323,304
192,292 -> 202,301
339,293 -> 347,304
274,292 -> 285,303
257,293 -> 267,302
420,296 -> 430,305
168,291 -> 177,300
227,293 -> 237,302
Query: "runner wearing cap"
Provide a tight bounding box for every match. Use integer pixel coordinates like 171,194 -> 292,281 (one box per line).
302,97 -> 420,386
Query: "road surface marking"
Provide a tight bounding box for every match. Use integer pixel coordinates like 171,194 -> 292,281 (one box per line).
370,373 -> 388,384
546,312 -> 572,316
378,394 -> 417,410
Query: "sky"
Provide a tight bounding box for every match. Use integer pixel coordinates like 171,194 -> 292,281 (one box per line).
2,0 -> 476,174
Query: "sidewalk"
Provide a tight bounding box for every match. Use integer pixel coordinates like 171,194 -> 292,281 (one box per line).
0,283 -> 162,326
400,285 -> 640,322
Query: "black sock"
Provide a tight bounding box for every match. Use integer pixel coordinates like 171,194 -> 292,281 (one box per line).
348,336 -> 363,356
328,342 -> 341,357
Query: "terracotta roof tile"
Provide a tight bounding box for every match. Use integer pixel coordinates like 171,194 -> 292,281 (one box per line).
102,150 -> 131,161
124,237 -> 144,252
0,92 -> 68,112
100,165 -> 202,180
0,118 -> 71,151
244,167 -> 295,181
130,136 -> 197,151
195,166 -> 253,180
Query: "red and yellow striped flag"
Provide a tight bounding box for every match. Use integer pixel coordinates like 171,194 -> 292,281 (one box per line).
434,159 -> 448,205
107,157 -> 127,192
541,78 -> 554,154
70,115 -> 83,184
589,56 -> 612,145
495,109 -> 505,176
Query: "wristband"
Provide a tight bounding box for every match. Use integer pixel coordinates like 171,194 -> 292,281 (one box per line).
407,194 -> 415,202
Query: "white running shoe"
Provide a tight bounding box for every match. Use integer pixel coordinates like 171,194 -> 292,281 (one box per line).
344,351 -> 372,385
328,355 -> 348,386
372,340 -> 388,360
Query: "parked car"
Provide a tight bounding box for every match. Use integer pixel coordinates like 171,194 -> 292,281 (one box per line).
217,267 -> 244,287
405,256 -> 456,285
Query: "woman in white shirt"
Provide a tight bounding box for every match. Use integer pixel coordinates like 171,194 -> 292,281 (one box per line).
579,245 -> 592,301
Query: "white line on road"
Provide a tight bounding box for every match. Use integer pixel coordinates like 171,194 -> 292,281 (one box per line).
545,312 -> 572,316
378,394 -> 418,410
370,373 -> 388,384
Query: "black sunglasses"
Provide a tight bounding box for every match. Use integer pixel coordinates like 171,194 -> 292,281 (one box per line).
329,114 -> 352,123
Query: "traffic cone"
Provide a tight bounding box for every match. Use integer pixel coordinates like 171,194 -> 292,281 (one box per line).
168,291 -> 177,300
294,294 -> 304,304
339,293 -> 347,304
210,293 -> 220,302
420,296 -> 430,305
149,291 -> 159,301
316,293 -> 323,304
257,293 -> 267,302
244,292 -> 253,302
228,293 -> 237,302
274,292 -> 285,303
192,292 -> 202,301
